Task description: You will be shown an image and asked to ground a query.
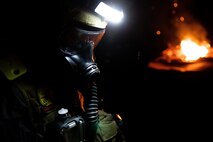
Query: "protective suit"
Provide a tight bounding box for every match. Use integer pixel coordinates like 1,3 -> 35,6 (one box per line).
0,0 -> 126,142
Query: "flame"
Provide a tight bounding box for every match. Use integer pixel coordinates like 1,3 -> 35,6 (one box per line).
160,38 -> 211,63
180,39 -> 210,62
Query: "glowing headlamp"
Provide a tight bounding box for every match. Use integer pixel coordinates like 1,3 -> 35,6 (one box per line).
94,2 -> 124,24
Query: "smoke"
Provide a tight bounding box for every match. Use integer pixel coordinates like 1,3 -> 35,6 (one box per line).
172,10 -> 210,45
176,21 -> 209,44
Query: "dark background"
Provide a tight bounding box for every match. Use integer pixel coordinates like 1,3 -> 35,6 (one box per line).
95,0 -> 213,141
1,0 -> 213,141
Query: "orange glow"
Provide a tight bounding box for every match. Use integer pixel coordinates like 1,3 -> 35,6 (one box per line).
180,39 -> 209,62
156,30 -> 161,35
77,91 -> 85,112
148,17 -> 213,71
173,2 -> 178,8
116,114 -> 122,120
180,16 -> 184,22
159,38 -> 211,63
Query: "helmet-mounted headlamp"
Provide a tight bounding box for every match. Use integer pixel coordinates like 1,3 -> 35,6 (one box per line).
68,0 -> 124,28
94,1 -> 124,24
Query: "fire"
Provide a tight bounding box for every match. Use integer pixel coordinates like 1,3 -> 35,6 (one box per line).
180,39 -> 210,62
148,38 -> 213,72
159,38 -> 211,63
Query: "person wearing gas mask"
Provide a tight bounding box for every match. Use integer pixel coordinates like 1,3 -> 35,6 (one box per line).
0,0 -> 125,142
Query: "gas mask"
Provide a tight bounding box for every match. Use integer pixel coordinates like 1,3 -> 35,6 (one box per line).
58,11 -> 106,79
58,1 -> 123,80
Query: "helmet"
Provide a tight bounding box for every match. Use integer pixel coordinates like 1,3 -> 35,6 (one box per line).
58,0 -> 108,79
